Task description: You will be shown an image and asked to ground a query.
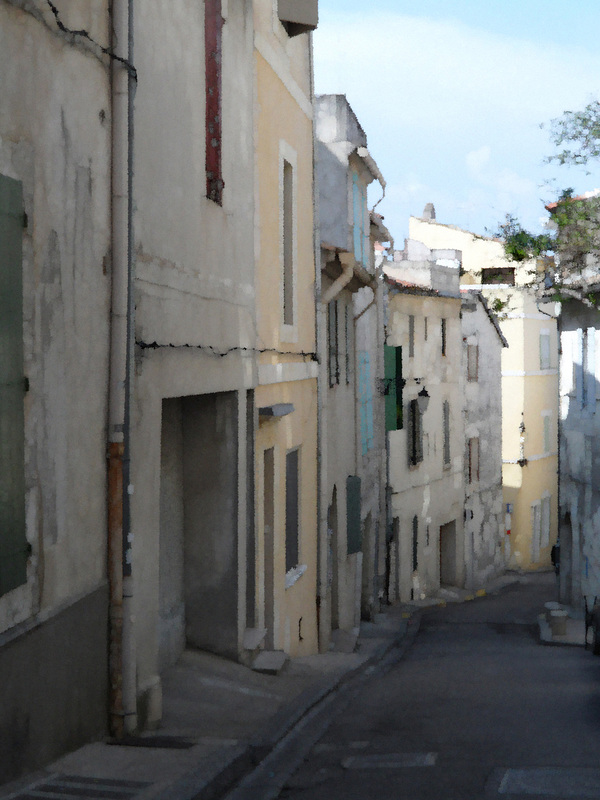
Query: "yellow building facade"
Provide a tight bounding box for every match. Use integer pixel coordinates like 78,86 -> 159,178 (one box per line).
410,212 -> 559,570
253,1 -> 319,656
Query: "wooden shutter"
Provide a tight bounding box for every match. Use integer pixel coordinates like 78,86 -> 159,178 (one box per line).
285,449 -> 299,572
467,344 -> 478,381
205,0 -> 223,204
328,300 -> 339,386
346,475 -> 362,555
384,344 -> 397,431
443,400 -> 450,465
0,174 -> 27,596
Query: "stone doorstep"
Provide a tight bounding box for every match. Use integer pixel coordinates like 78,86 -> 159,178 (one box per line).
251,650 -> 288,675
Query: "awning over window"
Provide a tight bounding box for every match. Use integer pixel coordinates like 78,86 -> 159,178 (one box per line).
278,0 -> 318,36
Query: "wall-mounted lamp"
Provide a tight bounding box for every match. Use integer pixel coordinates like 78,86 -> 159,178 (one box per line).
417,387 -> 430,414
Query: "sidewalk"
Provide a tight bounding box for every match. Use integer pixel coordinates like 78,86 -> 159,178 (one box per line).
0,573 -> 523,800
0,602 -> 414,800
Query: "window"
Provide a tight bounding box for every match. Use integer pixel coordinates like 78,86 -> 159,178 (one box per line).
282,159 -> 294,326
531,501 -> 541,563
481,267 -> 515,285
407,399 -> 423,466
358,352 -> 374,455
285,449 -> 300,572
541,494 -> 551,549
328,300 -> 339,386
280,143 -> 297,335
443,400 -> 451,466
408,315 -> 415,358
468,437 -> 479,483
543,413 -> 551,454
539,330 -> 551,370
441,318 -> 447,356
384,345 -> 403,431
345,304 -> 352,384
424,317 -> 428,341
346,475 -> 362,555
0,174 -> 27,596
205,0 -> 223,204
467,344 -> 478,382
412,516 -> 418,572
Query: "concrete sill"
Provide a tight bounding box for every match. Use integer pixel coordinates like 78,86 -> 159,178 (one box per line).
285,564 -> 307,589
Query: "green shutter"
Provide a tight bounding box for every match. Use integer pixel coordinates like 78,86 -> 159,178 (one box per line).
384,344 -> 397,431
0,174 -> 27,596
346,475 -> 362,555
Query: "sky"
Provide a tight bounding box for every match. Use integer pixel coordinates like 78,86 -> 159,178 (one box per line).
313,0 -> 600,246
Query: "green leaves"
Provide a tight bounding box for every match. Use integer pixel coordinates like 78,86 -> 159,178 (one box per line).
498,214 -> 553,262
545,100 -> 600,168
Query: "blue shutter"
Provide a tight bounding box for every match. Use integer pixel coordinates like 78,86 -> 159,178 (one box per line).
0,174 -> 27,595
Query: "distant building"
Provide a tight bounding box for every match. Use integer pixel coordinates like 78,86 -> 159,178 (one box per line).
410,208 -> 559,573
384,245 -> 465,601
461,290 -> 508,589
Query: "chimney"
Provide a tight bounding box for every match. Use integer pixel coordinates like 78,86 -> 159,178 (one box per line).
423,203 -> 436,221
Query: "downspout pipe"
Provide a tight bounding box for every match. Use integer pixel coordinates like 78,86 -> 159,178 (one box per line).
321,255 -> 354,305
109,0 -> 137,737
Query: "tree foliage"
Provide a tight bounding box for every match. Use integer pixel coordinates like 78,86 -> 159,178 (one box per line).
499,102 -> 600,304
545,100 -> 600,168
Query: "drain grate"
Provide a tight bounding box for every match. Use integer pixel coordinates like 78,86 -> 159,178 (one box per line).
342,752 -> 438,769
108,735 -> 196,750
8,774 -> 150,800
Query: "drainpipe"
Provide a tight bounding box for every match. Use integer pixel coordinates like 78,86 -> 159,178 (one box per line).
109,0 -> 137,737
310,33 -> 326,652
321,254 -> 355,305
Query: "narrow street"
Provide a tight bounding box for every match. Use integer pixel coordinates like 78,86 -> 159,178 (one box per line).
277,573 -> 600,800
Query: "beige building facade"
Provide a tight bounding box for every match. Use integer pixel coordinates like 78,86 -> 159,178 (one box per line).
410,209 -> 559,571
253,0 -> 319,658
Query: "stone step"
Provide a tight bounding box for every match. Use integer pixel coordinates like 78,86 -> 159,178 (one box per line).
251,650 -> 288,675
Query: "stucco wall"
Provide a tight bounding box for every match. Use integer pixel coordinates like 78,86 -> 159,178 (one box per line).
0,0 -> 111,775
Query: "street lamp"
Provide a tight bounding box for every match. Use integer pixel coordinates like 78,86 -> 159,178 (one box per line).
417,386 -> 430,415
